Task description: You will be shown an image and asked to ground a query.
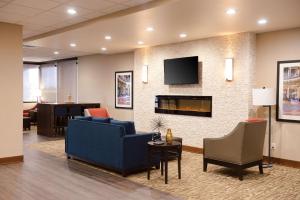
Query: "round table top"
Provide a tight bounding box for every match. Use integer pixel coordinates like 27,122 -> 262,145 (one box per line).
147,140 -> 181,148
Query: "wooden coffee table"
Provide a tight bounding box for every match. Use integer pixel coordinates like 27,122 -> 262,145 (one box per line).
147,140 -> 181,184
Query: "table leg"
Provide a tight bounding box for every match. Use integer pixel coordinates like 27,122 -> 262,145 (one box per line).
164,150 -> 168,184
178,148 -> 181,179
147,148 -> 150,180
161,159 -> 164,176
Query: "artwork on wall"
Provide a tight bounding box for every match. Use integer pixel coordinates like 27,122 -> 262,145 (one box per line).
115,71 -> 133,109
276,60 -> 300,123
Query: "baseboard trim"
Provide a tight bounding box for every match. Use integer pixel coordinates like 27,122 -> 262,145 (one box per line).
182,145 -> 203,154
182,145 -> 300,169
0,155 -> 24,165
263,156 -> 300,169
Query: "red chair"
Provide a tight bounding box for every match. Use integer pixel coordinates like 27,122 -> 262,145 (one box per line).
85,108 -> 110,118
23,104 -> 37,117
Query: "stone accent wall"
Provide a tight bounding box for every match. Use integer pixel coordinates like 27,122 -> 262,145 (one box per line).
134,32 -> 256,147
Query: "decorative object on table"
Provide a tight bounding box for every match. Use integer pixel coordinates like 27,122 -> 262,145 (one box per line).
153,140 -> 164,145
152,132 -> 161,142
276,60 -> 300,123
151,116 -> 167,136
166,128 -> 173,144
253,87 -> 276,168
115,71 -> 133,109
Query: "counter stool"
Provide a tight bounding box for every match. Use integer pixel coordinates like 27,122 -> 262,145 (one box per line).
54,106 -> 68,135
68,105 -> 82,119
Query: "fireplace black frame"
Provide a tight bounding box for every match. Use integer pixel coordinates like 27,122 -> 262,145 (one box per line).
155,95 -> 212,117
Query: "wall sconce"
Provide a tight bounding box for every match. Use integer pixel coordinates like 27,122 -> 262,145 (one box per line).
225,58 -> 233,81
142,65 -> 148,83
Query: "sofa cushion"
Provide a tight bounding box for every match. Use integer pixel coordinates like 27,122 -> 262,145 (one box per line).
110,120 -> 136,135
92,117 -> 111,123
74,116 -> 92,121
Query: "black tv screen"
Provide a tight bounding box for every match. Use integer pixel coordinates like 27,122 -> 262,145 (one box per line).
164,56 -> 198,85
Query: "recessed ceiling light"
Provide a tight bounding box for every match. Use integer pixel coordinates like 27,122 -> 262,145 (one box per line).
257,18 -> 268,25
179,33 -> 187,38
67,8 -> 77,15
101,47 -> 107,51
70,43 -> 76,47
105,35 -> 112,40
138,41 -> 144,45
146,27 -> 154,32
54,51 -> 59,55
226,8 -> 236,15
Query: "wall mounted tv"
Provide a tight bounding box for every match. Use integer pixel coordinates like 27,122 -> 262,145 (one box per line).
164,56 -> 199,85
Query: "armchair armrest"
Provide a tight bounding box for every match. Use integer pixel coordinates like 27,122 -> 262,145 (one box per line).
204,123 -> 245,164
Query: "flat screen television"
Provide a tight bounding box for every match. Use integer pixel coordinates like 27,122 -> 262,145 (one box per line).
164,56 -> 198,85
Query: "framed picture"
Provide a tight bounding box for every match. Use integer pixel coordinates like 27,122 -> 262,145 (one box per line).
115,71 -> 133,109
276,60 -> 300,123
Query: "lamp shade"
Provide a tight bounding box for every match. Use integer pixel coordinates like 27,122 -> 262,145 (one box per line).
252,88 -> 276,106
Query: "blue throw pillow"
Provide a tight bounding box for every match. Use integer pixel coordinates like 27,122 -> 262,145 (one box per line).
110,120 -> 136,135
92,117 -> 111,123
74,116 -> 92,121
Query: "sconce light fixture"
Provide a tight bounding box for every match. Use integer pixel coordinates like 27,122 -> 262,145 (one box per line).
142,65 -> 148,83
225,58 -> 233,81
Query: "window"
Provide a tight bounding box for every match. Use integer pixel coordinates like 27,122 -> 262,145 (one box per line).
40,64 -> 57,103
23,64 -> 39,102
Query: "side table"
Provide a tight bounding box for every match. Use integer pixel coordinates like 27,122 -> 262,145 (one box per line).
147,141 -> 181,184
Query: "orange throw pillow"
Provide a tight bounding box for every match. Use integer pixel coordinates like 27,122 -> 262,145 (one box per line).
88,108 -> 110,118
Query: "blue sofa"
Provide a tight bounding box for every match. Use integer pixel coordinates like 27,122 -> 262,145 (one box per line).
65,118 -> 157,176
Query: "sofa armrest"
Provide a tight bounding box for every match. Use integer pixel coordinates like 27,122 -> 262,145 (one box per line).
122,133 -> 155,170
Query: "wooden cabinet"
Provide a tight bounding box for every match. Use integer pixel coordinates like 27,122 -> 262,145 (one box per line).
37,103 -> 100,137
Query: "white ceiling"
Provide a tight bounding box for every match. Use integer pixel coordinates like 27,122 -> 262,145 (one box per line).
0,0 -> 153,38
8,0 -> 300,61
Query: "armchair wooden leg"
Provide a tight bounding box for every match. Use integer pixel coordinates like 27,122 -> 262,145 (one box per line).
238,167 -> 243,181
259,161 -> 263,174
203,158 -> 208,172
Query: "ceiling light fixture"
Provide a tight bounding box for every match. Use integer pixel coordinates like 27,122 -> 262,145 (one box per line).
138,41 -> 144,45
54,51 -> 59,55
105,35 -> 112,40
101,47 -> 107,51
257,18 -> 268,25
70,43 -> 76,47
179,33 -> 187,38
226,8 -> 236,15
146,27 -> 154,32
67,8 -> 77,15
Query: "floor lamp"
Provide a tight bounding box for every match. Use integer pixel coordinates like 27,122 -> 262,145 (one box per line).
252,87 -> 276,168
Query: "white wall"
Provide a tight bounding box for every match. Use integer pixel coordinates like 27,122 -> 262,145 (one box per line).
78,52 -> 134,121
256,28 -> 300,162
0,22 -> 23,158
134,32 -> 256,148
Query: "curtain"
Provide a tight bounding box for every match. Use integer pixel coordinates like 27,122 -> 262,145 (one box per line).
23,64 -> 39,102
57,60 -> 78,103
40,63 -> 57,103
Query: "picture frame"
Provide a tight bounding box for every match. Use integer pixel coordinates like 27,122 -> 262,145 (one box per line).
276,60 -> 300,123
115,71 -> 133,109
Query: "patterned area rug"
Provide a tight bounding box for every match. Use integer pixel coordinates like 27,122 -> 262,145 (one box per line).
30,140 -> 300,200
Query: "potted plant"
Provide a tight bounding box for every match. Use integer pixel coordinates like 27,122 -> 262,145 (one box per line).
150,116 -> 167,141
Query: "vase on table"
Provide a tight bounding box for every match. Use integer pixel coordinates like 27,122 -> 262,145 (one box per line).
166,128 -> 173,144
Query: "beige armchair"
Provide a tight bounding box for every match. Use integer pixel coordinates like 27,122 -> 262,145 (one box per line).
203,121 -> 267,180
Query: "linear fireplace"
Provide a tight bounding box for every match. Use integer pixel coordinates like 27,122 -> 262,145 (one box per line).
155,95 -> 212,117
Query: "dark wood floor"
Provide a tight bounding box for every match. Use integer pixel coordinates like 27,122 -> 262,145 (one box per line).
0,130 -> 180,200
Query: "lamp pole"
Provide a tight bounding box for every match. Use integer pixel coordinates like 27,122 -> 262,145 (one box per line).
263,105 -> 272,168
